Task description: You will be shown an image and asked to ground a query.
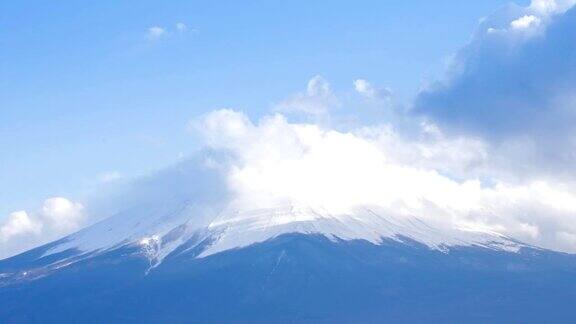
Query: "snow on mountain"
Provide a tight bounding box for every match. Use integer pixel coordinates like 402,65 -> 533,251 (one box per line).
41,202 -> 525,268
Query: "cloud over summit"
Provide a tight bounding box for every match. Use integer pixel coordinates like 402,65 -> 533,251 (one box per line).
192,105 -> 576,253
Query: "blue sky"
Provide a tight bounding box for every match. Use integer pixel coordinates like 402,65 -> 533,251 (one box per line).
11,0 -> 576,259
0,0 -> 520,217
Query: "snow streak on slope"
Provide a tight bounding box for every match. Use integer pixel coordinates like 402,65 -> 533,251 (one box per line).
44,200 -> 210,258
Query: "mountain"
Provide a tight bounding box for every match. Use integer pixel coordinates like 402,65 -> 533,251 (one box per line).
1,203 -> 576,323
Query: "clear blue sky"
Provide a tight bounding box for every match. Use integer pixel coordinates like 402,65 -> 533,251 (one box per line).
0,0 -> 526,217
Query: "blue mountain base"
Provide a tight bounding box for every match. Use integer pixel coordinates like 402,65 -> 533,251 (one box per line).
1,234 -> 576,323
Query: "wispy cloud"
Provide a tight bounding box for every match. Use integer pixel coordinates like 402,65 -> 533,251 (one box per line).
146,23 -> 198,41
99,171 -> 124,183
147,26 -> 166,39
176,22 -> 187,32
276,75 -> 340,117
353,79 -> 392,100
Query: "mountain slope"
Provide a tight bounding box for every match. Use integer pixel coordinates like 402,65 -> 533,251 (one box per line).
1,233 -> 576,323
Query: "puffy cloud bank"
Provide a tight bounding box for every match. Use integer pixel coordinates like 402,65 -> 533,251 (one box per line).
195,107 -> 576,252
0,198 -> 85,259
415,0 -> 576,177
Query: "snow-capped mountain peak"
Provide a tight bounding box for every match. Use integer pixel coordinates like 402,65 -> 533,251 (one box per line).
40,202 -> 524,268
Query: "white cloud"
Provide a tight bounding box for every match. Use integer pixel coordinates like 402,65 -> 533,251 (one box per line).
147,26 -> 166,39
0,197 -> 86,259
276,75 -> 340,117
99,171 -> 124,183
147,23 -> 197,40
0,211 -> 41,242
484,0 -> 576,35
353,79 -> 392,100
353,79 -> 374,96
41,197 -> 84,232
530,0 -> 576,15
176,22 -> 187,32
197,109 -> 576,252
416,1 -> 576,179
530,0 -> 559,14
510,15 -> 542,30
